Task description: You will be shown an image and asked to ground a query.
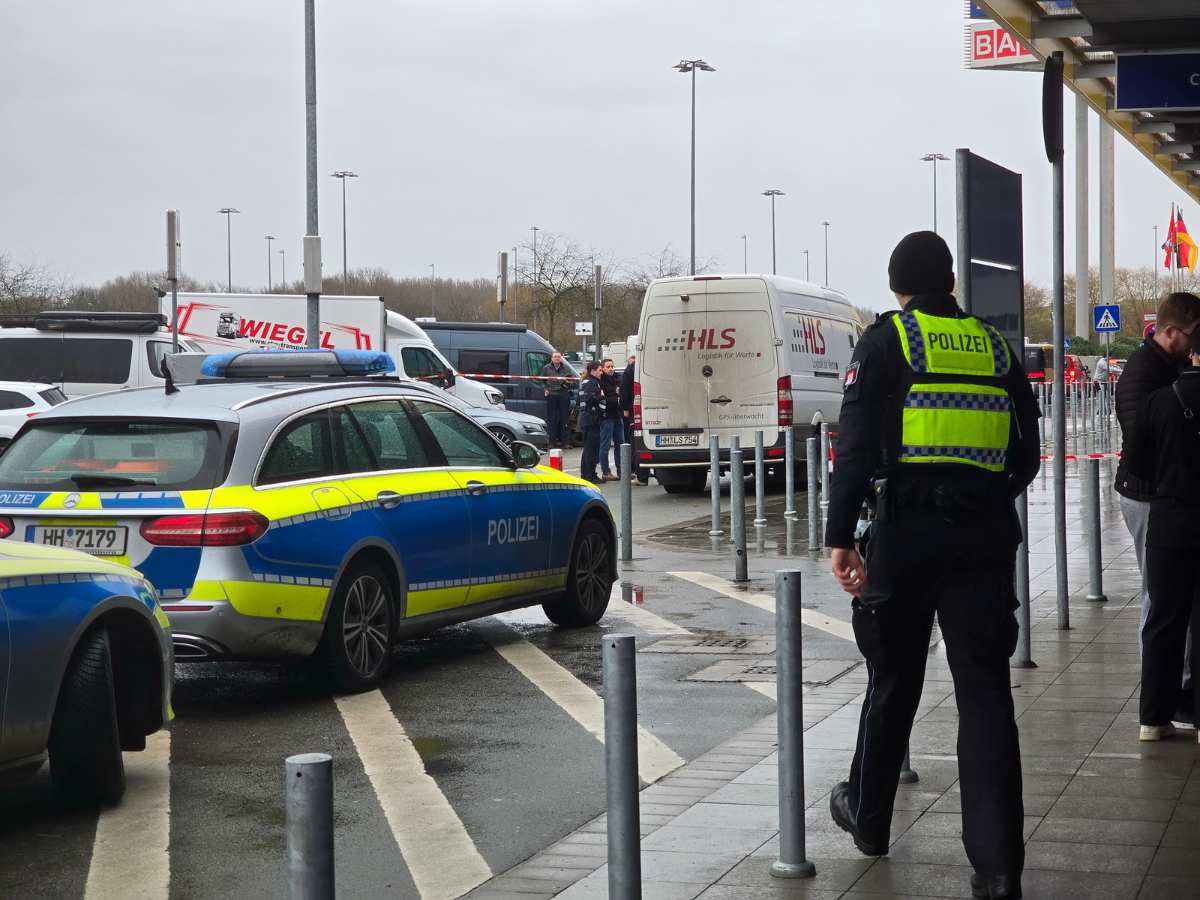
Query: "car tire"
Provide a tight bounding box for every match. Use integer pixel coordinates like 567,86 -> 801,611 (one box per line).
318,561 -> 395,693
658,468 -> 708,494
489,427 -> 515,450
544,518 -> 614,627
48,626 -> 126,806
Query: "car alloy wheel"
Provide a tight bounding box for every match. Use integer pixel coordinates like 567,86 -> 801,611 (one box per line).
342,574 -> 390,680
489,427 -> 515,449
573,529 -> 610,616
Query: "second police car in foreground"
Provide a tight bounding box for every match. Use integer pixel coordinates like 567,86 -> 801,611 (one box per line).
0,350 -> 616,691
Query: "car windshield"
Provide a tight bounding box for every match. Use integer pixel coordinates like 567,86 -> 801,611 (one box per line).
0,420 -> 225,491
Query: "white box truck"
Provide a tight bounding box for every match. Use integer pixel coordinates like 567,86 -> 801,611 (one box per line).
163,293 -> 504,408
633,274 -> 864,493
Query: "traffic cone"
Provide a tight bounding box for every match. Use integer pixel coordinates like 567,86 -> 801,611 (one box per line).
549,448 -> 563,471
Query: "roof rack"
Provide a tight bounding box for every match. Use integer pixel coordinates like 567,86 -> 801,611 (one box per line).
0,311 -> 168,335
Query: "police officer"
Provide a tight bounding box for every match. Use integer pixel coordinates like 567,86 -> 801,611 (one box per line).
825,232 -> 1039,900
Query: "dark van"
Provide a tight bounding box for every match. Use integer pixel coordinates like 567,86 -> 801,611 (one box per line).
420,322 -> 577,418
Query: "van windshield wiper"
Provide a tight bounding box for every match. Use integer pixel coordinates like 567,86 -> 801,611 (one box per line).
67,474 -> 158,489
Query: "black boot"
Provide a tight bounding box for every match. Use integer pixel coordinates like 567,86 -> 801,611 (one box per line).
971,872 -> 1022,899
829,782 -> 888,856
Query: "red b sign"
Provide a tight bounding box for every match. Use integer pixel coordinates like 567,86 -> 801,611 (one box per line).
966,22 -> 1035,69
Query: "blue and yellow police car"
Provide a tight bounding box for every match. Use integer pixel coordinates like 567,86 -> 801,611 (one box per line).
0,350 -> 616,691
0,541 -> 172,805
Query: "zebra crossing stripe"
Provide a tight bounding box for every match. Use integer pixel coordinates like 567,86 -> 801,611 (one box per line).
335,690 -> 493,900
84,730 -> 171,900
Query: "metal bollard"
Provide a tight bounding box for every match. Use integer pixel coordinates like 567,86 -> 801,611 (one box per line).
731,446 -> 748,583
603,634 -> 642,899
620,443 -> 633,562
899,746 -> 918,784
771,570 -> 817,879
1013,491 -> 1036,668
819,423 -> 831,506
784,426 -> 797,520
806,437 -> 819,551
753,430 -> 767,527
1085,456 -> 1108,602
709,434 -> 722,537
286,753 -> 334,900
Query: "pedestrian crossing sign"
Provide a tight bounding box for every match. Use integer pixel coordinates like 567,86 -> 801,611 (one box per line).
1093,304 -> 1121,333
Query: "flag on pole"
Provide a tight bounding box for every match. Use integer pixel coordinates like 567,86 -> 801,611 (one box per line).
1164,205 -> 1179,269
1177,210 -> 1198,272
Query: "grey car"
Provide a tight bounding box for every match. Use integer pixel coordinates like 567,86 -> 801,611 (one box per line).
403,381 -> 548,450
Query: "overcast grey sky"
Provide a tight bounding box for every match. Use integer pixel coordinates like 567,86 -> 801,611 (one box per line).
2,0 -> 1196,312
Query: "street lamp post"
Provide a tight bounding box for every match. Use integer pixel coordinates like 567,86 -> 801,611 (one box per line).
429,263 -> 436,318
331,170 -> 358,290
762,190 -> 784,275
530,225 -> 540,329
218,208 -> 240,291
673,58 -> 716,276
920,153 -> 949,234
279,248 -> 287,288
822,221 -> 831,287
741,234 -> 748,273
802,249 -> 810,282
265,235 -> 275,291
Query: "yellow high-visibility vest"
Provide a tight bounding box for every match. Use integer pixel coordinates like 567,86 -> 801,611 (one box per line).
890,310 -> 1013,473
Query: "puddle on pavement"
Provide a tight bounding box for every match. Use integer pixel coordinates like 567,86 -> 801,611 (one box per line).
646,495 -> 825,557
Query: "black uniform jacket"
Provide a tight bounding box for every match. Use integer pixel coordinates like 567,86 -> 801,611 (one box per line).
1115,336 -> 1182,502
1125,368 -> 1200,549
620,363 -> 636,414
823,293 -> 1041,549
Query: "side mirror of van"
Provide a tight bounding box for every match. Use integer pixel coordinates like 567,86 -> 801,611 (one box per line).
510,440 -> 540,469
442,370 -> 456,388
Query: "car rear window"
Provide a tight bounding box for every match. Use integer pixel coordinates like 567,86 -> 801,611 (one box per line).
0,337 -> 133,385
38,388 -> 67,405
0,421 -> 224,491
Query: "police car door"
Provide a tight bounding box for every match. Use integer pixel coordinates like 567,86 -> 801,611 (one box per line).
408,399 -> 552,605
332,401 -> 472,616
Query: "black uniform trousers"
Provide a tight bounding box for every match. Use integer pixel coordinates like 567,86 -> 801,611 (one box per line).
546,393 -> 570,447
849,505 -> 1024,879
1141,542 -> 1200,725
580,419 -> 600,480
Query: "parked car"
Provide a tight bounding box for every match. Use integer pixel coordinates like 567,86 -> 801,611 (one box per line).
634,273 -> 863,493
0,312 -> 204,399
0,380 -> 67,453
0,541 -> 172,804
1022,344 -> 1087,385
420,321 -> 577,419
403,380 -> 549,449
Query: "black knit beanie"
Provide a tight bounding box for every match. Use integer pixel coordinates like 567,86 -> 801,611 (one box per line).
888,231 -> 954,295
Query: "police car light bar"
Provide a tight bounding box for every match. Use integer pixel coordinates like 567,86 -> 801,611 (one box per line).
200,349 -> 396,379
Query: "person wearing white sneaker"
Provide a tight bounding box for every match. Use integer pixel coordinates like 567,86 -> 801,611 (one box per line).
1127,321 -> 1200,744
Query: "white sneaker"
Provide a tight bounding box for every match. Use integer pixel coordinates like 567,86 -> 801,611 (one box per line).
1140,724 -> 1176,741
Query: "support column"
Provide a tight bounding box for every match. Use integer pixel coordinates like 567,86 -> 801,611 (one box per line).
1099,118 -> 1115,310
1074,93 -> 1089,339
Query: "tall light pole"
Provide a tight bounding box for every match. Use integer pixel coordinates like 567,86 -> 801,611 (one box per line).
802,249 -> 810,282
511,245 -> 518,284
530,225 -> 540,328
762,189 -> 784,275
822,221 -> 831,287
673,58 -> 716,276
741,234 -> 748,273
429,263 -> 436,318
264,235 -> 275,291
331,170 -> 358,290
218,208 -> 240,291
920,153 -> 949,234
303,0 -> 321,348
279,248 -> 287,288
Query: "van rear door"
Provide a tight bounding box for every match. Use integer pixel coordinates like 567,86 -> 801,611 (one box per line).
702,280 -> 779,447
639,286 -> 710,452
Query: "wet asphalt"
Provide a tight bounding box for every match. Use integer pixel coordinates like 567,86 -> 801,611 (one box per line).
0,460 -> 862,900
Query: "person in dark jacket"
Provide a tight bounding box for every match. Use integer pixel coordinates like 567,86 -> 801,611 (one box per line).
597,358 -> 622,480
1114,292 -> 1200,715
619,355 -> 645,484
1126,329 -> 1200,741
539,351 -> 573,448
577,361 -> 605,483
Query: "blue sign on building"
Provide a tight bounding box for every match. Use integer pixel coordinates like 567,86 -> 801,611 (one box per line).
1116,53 -> 1200,111
1094,304 -> 1121,333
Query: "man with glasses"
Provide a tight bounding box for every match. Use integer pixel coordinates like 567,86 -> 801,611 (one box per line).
1115,292 -> 1200,729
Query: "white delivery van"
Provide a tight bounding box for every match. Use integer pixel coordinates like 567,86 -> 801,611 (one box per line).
0,312 -> 205,398
164,293 -> 503,408
634,274 -> 864,493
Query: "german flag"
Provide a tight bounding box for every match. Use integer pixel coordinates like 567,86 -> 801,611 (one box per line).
1178,210 -> 1198,272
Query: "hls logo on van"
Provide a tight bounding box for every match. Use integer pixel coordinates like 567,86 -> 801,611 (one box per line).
682,328 -> 737,350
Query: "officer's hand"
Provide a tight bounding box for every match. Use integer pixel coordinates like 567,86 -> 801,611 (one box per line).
831,548 -> 866,596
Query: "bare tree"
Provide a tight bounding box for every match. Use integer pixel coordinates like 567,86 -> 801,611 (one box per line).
0,254 -> 69,315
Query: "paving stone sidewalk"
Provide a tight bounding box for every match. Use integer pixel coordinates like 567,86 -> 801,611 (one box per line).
468,459 -> 1200,899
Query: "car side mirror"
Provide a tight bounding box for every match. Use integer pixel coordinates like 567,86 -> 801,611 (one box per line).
443,370 -> 456,387
510,440 -> 540,469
